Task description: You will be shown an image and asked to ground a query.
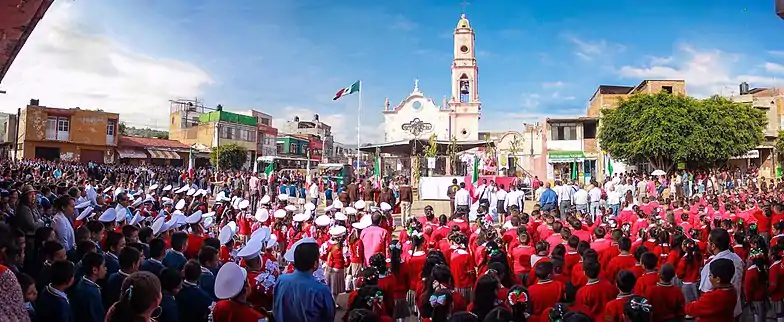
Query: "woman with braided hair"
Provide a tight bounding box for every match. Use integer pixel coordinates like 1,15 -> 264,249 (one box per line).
343,286 -> 393,322
105,271 -> 162,322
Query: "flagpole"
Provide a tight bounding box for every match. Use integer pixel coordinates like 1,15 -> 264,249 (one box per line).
357,80 -> 362,173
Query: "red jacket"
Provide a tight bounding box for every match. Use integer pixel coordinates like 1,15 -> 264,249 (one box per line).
644,283 -> 685,322
576,279 -> 619,321
744,266 -> 767,302
685,287 -> 736,322
527,280 -> 565,321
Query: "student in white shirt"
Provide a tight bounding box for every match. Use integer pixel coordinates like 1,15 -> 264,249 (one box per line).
52,195 -> 76,251
454,182 -> 471,213
572,185 -> 589,215
496,185 -> 508,222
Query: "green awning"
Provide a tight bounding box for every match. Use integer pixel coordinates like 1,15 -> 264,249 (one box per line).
548,150 -> 585,162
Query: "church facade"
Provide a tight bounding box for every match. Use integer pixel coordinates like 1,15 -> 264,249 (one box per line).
383,13 -> 482,142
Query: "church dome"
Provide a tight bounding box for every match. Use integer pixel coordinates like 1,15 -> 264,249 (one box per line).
456,13 -> 471,29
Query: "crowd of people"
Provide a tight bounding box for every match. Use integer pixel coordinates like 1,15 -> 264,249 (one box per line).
0,159 -> 783,322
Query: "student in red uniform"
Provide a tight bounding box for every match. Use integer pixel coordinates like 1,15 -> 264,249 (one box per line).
576,259 -> 619,321
675,238 -> 701,304
527,261 -> 565,321
468,275 -> 502,321
744,248 -> 768,322
633,252 -> 659,296
603,269 -> 636,322
644,263 -> 685,322
344,285 -> 394,322
571,248 -> 599,289
449,234 -> 476,302
563,236 -> 582,279
369,253 -> 396,317
210,262 -> 267,322
622,296 -> 653,322
421,289 -> 454,322
606,237 -> 637,284
685,258 -> 737,322
770,244 -> 784,322
505,285 -> 530,321
388,241 -> 410,321
419,265 -> 467,319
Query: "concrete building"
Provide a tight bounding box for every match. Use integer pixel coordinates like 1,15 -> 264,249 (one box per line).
478,130 -> 543,177
0,113 -> 18,159
117,136 -> 195,167
168,100 -> 258,170
241,110 -> 278,159
540,117 -> 599,184
16,100 -> 119,163
330,142 -> 359,164
728,82 -> 782,178
280,115 -> 333,160
587,80 -> 686,117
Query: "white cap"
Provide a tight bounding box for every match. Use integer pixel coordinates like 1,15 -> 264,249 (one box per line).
344,207 -> 357,215
149,184 -> 159,191
324,205 -> 334,212
315,215 -> 331,227
237,239 -> 262,259
352,221 -> 369,229
144,195 -> 155,203
203,217 -> 215,229
152,217 -> 172,236
214,262 -> 247,300
255,209 -> 269,222
202,211 -> 215,218
273,209 -> 287,218
175,199 -> 186,210
332,200 -> 343,209
192,189 -> 203,197
329,226 -> 347,236
277,194 -> 288,201
129,211 -> 143,226
380,202 -> 392,211
355,200 -> 366,209
103,187 -> 113,193
284,205 -> 297,212
75,201 -> 91,209
131,198 -> 143,208
162,185 -> 172,191
175,186 -> 189,194
304,202 -> 316,211
251,226 -> 271,242
238,199 -> 250,210
293,213 -> 311,222
185,210 -> 203,224
218,225 -> 234,245
162,197 -> 173,205
334,212 -> 347,221
260,195 -> 271,205
76,206 -> 94,221
227,221 -> 238,233
216,192 -> 229,202
98,208 -> 117,223
360,214 -> 373,226
284,237 -> 318,262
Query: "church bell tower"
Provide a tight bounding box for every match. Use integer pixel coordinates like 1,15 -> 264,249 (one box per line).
449,13 -> 480,141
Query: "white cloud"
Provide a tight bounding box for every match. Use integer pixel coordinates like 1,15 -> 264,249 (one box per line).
272,106 -> 384,145
765,62 -> 784,74
390,15 -> 417,31
565,35 -> 625,61
618,45 -> 783,98
0,3 -> 213,129
542,81 -> 566,88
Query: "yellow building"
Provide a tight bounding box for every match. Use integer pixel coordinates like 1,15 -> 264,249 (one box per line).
16,99 -> 119,163
168,100 -> 258,169
587,80 -> 686,117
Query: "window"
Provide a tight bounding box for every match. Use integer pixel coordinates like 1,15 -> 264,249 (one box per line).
277,143 -> 284,154
583,122 -> 597,139
107,120 -> 115,135
550,123 -> 577,140
662,86 -> 673,94
260,118 -> 271,126
290,143 -> 297,154
57,118 -> 69,132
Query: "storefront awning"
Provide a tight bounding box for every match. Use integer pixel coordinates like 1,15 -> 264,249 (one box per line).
548,150 -> 586,162
147,149 -> 181,159
116,148 -> 148,159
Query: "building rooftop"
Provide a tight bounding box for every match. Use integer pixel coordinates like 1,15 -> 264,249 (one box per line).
0,0 -> 53,83
119,136 -> 189,150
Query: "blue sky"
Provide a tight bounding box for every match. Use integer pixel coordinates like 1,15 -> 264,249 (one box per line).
1,0 -> 783,143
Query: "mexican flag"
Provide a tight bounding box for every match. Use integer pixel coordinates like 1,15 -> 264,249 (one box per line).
187,144 -> 195,178
374,154 -> 381,186
333,80 -> 361,100
264,163 -> 274,177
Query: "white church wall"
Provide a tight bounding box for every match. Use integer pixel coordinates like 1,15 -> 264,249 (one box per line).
384,96 -> 451,141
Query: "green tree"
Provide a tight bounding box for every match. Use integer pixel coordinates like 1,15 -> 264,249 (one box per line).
598,92 -> 766,170
210,144 -> 248,170
119,122 -> 128,135
776,130 -> 784,152
508,134 -> 523,175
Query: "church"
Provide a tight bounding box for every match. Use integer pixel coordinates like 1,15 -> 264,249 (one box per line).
383,13 -> 481,143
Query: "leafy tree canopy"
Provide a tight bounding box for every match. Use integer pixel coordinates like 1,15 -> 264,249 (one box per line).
598,92 -> 766,170
210,144 -> 248,171
119,122 -> 169,139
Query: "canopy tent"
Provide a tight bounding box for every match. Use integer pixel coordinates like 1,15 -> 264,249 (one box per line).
358,139 -> 491,155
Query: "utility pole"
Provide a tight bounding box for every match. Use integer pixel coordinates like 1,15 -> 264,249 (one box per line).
13,107 -> 20,162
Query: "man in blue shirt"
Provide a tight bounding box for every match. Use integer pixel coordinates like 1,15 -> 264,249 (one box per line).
273,238 -> 335,322
539,182 -> 558,211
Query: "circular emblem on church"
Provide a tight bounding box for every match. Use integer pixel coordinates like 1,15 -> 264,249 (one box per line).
412,101 -> 422,110
460,45 -> 469,53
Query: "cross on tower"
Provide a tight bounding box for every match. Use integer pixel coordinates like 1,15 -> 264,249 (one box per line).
461,0 -> 470,13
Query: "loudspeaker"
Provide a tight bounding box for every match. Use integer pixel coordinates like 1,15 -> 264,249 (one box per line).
778,0 -> 784,19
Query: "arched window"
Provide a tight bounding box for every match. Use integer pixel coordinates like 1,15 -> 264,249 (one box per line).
459,74 -> 470,103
